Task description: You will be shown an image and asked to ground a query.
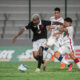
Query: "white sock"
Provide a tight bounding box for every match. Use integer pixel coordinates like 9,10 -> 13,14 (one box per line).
76,62 -> 80,69
61,57 -> 70,66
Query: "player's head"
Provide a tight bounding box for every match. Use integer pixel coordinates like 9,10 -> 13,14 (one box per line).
32,14 -> 40,25
64,17 -> 72,27
54,7 -> 60,18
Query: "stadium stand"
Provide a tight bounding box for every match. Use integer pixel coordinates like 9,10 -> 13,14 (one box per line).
0,0 -> 80,46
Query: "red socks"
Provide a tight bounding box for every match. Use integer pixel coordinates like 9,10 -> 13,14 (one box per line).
74,58 -> 79,63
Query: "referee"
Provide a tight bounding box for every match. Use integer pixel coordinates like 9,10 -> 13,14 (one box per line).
12,14 -> 51,72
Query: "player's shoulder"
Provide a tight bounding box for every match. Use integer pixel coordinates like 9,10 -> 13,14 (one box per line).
29,21 -> 34,25
50,16 -> 55,21
50,16 -> 64,21
68,25 -> 73,28
57,17 -> 64,22
67,25 -> 73,30
59,17 -> 64,20
58,17 -> 64,23
41,20 -> 48,23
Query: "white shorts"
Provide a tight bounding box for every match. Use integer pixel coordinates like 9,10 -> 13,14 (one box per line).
47,36 -> 56,46
47,36 -> 59,50
58,43 -> 74,55
32,39 -> 47,51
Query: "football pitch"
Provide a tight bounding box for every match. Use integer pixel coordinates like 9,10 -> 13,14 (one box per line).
0,62 -> 80,80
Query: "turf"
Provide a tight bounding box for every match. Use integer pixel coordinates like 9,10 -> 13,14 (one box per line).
0,62 -> 80,80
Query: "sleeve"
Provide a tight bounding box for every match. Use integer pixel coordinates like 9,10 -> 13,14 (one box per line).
25,22 -> 33,30
60,18 -> 64,23
54,18 -> 64,24
67,27 -> 73,34
50,17 -> 52,21
44,20 -> 51,26
50,17 -> 53,25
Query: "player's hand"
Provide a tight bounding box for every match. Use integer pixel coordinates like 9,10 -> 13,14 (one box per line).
47,26 -> 53,31
48,25 -> 55,29
12,37 -> 17,43
53,33 -> 57,37
59,25 -> 64,32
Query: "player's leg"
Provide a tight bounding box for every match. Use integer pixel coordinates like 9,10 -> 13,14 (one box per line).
33,51 -> 41,72
33,51 -> 39,60
32,41 -> 41,72
43,37 -> 56,60
43,37 -> 55,53
54,46 -> 73,71
38,46 -> 44,69
38,39 -> 48,71
44,44 -> 54,55
33,41 -> 39,61
69,51 -> 80,71
35,39 -> 47,72
64,43 -> 80,71
38,46 -> 47,71
54,51 -> 70,66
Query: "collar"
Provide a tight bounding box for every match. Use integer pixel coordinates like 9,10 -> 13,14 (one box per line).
37,20 -> 42,29
38,20 -> 42,26
55,16 -> 60,20
68,25 -> 72,27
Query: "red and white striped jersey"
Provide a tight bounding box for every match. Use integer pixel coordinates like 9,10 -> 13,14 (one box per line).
50,16 -> 64,36
61,26 -> 74,46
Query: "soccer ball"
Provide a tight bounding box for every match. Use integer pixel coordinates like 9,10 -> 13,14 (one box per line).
18,64 -> 27,72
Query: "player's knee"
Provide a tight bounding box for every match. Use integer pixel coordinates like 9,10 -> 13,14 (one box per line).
44,47 -> 48,51
69,52 -> 76,60
34,57 -> 38,60
33,53 -> 38,60
69,52 -> 74,56
44,45 -> 49,51
45,44 -> 49,48
33,51 -> 38,58
54,51 -> 61,58
39,46 -> 44,56
54,52 -> 63,61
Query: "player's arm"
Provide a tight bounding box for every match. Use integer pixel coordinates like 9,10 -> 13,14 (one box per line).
12,22 -> 32,43
53,25 -> 64,37
59,25 -> 68,34
12,29 -> 26,43
44,20 -> 51,26
47,25 -> 55,32
53,22 -> 63,25
53,31 -> 62,37
43,20 -> 55,32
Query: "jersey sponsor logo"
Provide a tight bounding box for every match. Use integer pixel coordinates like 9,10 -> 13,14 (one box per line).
0,46 -> 80,62
0,50 -> 15,61
18,49 -> 33,61
33,26 -> 37,28
17,49 -> 51,61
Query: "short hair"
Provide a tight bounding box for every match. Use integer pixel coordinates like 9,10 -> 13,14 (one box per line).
32,14 -> 40,20
64,17 -> 72,23
54,7 -> 60,12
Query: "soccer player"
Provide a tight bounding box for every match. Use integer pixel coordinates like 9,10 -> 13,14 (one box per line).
42,7 -> 64,63
54,17 -> 80,71
12,14 -> 51,72
42,7 -> 73,71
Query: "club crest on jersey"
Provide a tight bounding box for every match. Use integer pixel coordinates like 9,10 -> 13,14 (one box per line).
41,25 -> 44,28
37,30 -> 41,34
34,26 -> 37,28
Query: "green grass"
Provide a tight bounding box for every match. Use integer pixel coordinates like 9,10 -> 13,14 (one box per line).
0,62 -> 80,80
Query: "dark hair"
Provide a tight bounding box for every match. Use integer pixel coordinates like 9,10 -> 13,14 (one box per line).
64,17 -> 72,23
54,7 -> 60,12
